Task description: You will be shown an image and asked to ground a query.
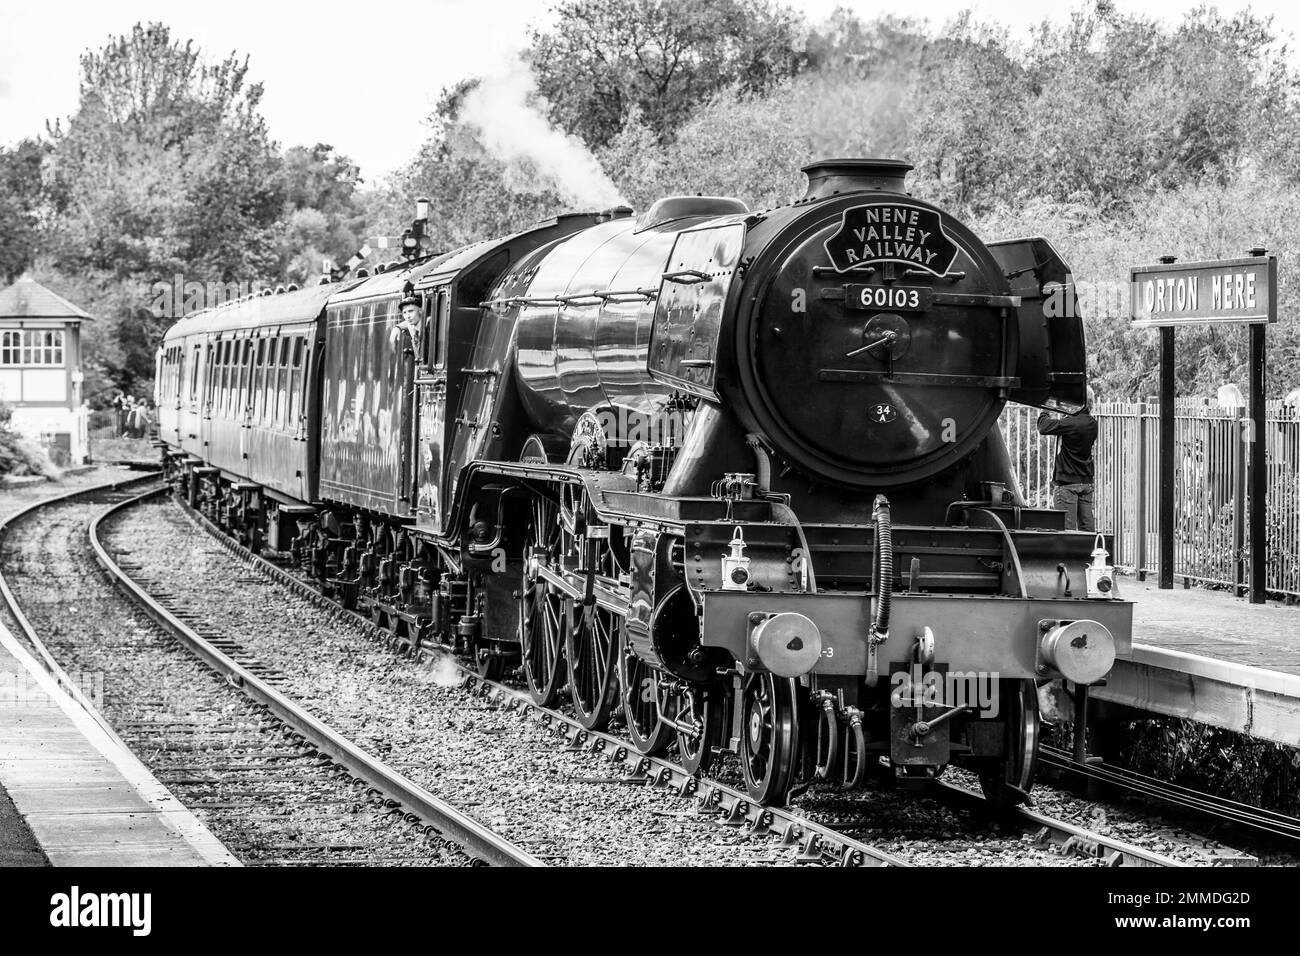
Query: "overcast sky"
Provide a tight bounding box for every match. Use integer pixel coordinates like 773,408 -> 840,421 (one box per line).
1,0 -> 1297,182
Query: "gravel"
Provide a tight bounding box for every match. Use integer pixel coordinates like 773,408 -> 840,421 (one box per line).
0,487 -> 468,866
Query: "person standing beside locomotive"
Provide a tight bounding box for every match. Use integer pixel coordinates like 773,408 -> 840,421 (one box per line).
1036,390 -> 1098,532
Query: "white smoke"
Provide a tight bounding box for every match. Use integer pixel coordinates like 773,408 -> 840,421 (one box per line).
416,652 -> 465,689
459,59 -> 626,209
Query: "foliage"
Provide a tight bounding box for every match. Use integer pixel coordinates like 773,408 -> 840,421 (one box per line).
15,4 -> 1300,404
583,5 -> 1300,399
975,172 -> 1300,399
27,23 -> 369,404
1106,716 -> 1300,816
0,140 -> 54,283
270,144 -> 368,286
0,403 -> 60,478
47,23 -> 282,279
528,0 -> 807,148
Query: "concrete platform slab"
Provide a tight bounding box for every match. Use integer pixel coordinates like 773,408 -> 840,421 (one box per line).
0,621 -> 238,867
1091,576 -> 1300,745
6,783 -> 155,814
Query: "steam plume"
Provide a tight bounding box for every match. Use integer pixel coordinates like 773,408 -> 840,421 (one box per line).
460,59 -> 626,209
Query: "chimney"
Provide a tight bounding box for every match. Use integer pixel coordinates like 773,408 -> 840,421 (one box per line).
802,158 -> 912,200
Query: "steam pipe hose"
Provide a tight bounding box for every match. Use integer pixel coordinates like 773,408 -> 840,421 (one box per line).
866,494 -> 892,686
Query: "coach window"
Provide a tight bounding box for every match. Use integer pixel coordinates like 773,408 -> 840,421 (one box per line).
219,342 -> 231,413
289,336 -> 304,429
298,337 -> 313,430
258,338 -> 271,424
268,337 -> 279,426
272,336 -> 285,426
234,342 -> 242,413
230,341 -> 240,413
205,343 -> 216,407
189,345 -> 201,402
275,337 -> 289,428
215,343 -> 224,413
265,337 -> 279,426
237,340 -> 250,415
247,340 -> 257,418
225,341 -> 235,414
270,338 -> 280,427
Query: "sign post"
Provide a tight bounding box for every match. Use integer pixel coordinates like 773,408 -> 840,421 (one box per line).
1130,251 -> 1277,604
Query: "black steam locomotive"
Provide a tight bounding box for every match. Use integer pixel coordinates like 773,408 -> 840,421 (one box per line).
157,158 -> 1131,806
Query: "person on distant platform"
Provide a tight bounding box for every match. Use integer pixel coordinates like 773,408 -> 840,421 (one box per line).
1036,386 -> 1098,532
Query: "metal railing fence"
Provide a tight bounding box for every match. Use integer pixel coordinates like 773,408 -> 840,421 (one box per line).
998,400 -> 1300,598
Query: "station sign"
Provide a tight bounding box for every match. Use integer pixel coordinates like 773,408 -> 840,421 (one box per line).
1130,255 -> 1276,326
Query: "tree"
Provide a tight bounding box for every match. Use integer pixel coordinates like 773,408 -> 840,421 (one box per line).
270,144 -> 367,285
1015,6 -> 1300,209
0,140 -> 54,283
37,23 -> 368,399
47,22 -> 283,283
529,0 -> 807,148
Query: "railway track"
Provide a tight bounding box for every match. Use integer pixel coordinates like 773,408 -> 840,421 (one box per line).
1040,743 -> 1300,846
108,489 -> 907,867
164,484 -> 1193,867
0,476 -> 537,867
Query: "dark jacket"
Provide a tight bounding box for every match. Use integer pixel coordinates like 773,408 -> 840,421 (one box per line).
1037,409 -> 1097,485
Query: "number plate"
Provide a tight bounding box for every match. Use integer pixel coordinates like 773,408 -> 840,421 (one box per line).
845,284 -> 932,312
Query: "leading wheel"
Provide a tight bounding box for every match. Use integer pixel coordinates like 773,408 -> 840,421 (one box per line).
618,640 -> 674,756
978,678 -> 1040,811
519,494 -> 567,706
740,671 -> 800,805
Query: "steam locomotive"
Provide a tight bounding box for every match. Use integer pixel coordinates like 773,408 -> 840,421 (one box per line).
156,158 -> 1132,806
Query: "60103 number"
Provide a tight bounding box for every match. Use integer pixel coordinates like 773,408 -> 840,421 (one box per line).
845,284 -> 932,312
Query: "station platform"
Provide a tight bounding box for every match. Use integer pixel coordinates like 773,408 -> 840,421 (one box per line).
0,622 -> 238,866
1092,576 -> 1300,746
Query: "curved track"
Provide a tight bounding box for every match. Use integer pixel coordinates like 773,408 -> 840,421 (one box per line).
0,476 -> 539,867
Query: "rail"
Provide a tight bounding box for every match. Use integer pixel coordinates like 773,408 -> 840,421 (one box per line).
86,487 -> 543,868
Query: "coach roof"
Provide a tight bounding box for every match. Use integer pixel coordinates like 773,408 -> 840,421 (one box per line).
163,281 -> 346,340
327,250 -> 460,307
